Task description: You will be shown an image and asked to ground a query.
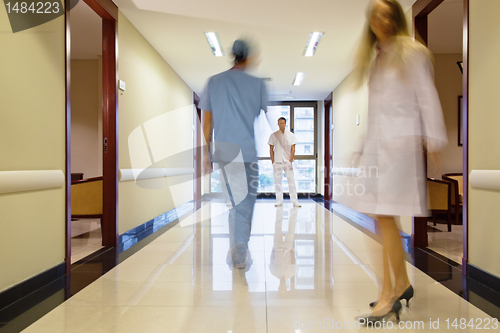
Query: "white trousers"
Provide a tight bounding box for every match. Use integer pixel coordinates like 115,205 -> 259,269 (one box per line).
273,161 -> 298,205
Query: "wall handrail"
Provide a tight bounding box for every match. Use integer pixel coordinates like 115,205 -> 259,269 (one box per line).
0,170 -> 64,195
119,168 -> 194,182
331,167 -> 362,177
469,170 -> 500,191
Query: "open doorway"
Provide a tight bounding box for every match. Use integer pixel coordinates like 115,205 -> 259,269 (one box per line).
65,0 -> 118,270
418,0 -> 464,264
69,1 -> 103,263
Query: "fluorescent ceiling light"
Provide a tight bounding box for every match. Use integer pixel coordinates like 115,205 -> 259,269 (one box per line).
269,91 -> 292,97
292,72 -> 306,86
205,32 -> 225,57
303,32 -> 324,57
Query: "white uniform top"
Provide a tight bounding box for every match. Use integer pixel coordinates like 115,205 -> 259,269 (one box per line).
268,130 -> 298,163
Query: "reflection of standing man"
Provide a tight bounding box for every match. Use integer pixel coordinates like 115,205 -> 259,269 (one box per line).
270,206 -> 298,293
269,117 -> 301,207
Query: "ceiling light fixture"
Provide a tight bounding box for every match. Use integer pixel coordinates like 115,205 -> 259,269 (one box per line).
303,32 -> 324,57
269,91 -> 292,97
205,32 -> 225,57
292,72 -> 306,86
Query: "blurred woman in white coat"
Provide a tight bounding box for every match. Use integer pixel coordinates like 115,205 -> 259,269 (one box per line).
351,0 -> 448,324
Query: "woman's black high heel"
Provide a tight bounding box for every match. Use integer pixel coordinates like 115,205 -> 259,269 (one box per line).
369,285 -> 414,308
360,300 -> 402,325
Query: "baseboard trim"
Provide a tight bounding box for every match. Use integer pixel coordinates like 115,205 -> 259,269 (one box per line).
256,193 -> 324,199
467,263 -> 500,295
314,198 -> 412,252
0,262 -> 65,312
118,201 -> 195,252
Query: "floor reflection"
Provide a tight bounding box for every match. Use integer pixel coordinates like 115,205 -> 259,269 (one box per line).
3,200 -> 499,333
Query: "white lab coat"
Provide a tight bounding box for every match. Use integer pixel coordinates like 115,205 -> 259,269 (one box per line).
351,39 -> 448,217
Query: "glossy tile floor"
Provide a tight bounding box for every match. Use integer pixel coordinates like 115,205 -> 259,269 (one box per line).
22,200 -> 496,332
71,218 -> 104,264
427,222 -> 463,264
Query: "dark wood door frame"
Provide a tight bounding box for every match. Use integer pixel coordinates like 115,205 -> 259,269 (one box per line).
411,0 -> 445,249
413,0 -> 445,44
65,0 -> 119,271
324,93 -> 333,201
64,0 -> 72,273
461,0 -> 469,273
411,0 -> 469,274
100,11 -> 119,248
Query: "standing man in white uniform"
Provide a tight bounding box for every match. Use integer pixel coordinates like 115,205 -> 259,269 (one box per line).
269,117 -> 301,207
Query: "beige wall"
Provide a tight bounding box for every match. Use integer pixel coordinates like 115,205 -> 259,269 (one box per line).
0,15 -> 66,292
118,12 -> 194,234
332,75 -> 368,206
468,0 -> 500,278
71,60 -> 101,179
432,53 -> 463,177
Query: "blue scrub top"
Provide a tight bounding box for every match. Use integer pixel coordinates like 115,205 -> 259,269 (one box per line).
199,69 -> 268,163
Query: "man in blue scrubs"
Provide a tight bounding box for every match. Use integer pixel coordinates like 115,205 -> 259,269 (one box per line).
200,39 -> 268,268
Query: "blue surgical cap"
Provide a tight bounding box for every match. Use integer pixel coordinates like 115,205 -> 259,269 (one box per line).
232,39 -> 250,60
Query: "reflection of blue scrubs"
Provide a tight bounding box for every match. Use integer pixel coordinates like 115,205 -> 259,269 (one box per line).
200,68 -> 267,252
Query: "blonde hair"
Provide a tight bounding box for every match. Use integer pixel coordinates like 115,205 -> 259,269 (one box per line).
352,0 -> 420,88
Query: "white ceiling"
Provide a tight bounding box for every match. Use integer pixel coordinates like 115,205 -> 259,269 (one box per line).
70,0 -> 462,100
108,0 -> 417,101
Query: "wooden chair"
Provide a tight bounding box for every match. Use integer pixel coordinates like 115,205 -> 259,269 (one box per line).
427,178 -> 452,232
442,173 -> 463,226
71,176 -> 103,222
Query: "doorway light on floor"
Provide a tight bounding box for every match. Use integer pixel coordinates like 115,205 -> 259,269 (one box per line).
205,32 -> 225,57
303,32 -> 324,57
293,72 -> 306,86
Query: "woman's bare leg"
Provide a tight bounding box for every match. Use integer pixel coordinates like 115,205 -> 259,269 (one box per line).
372,215 -> 411,314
